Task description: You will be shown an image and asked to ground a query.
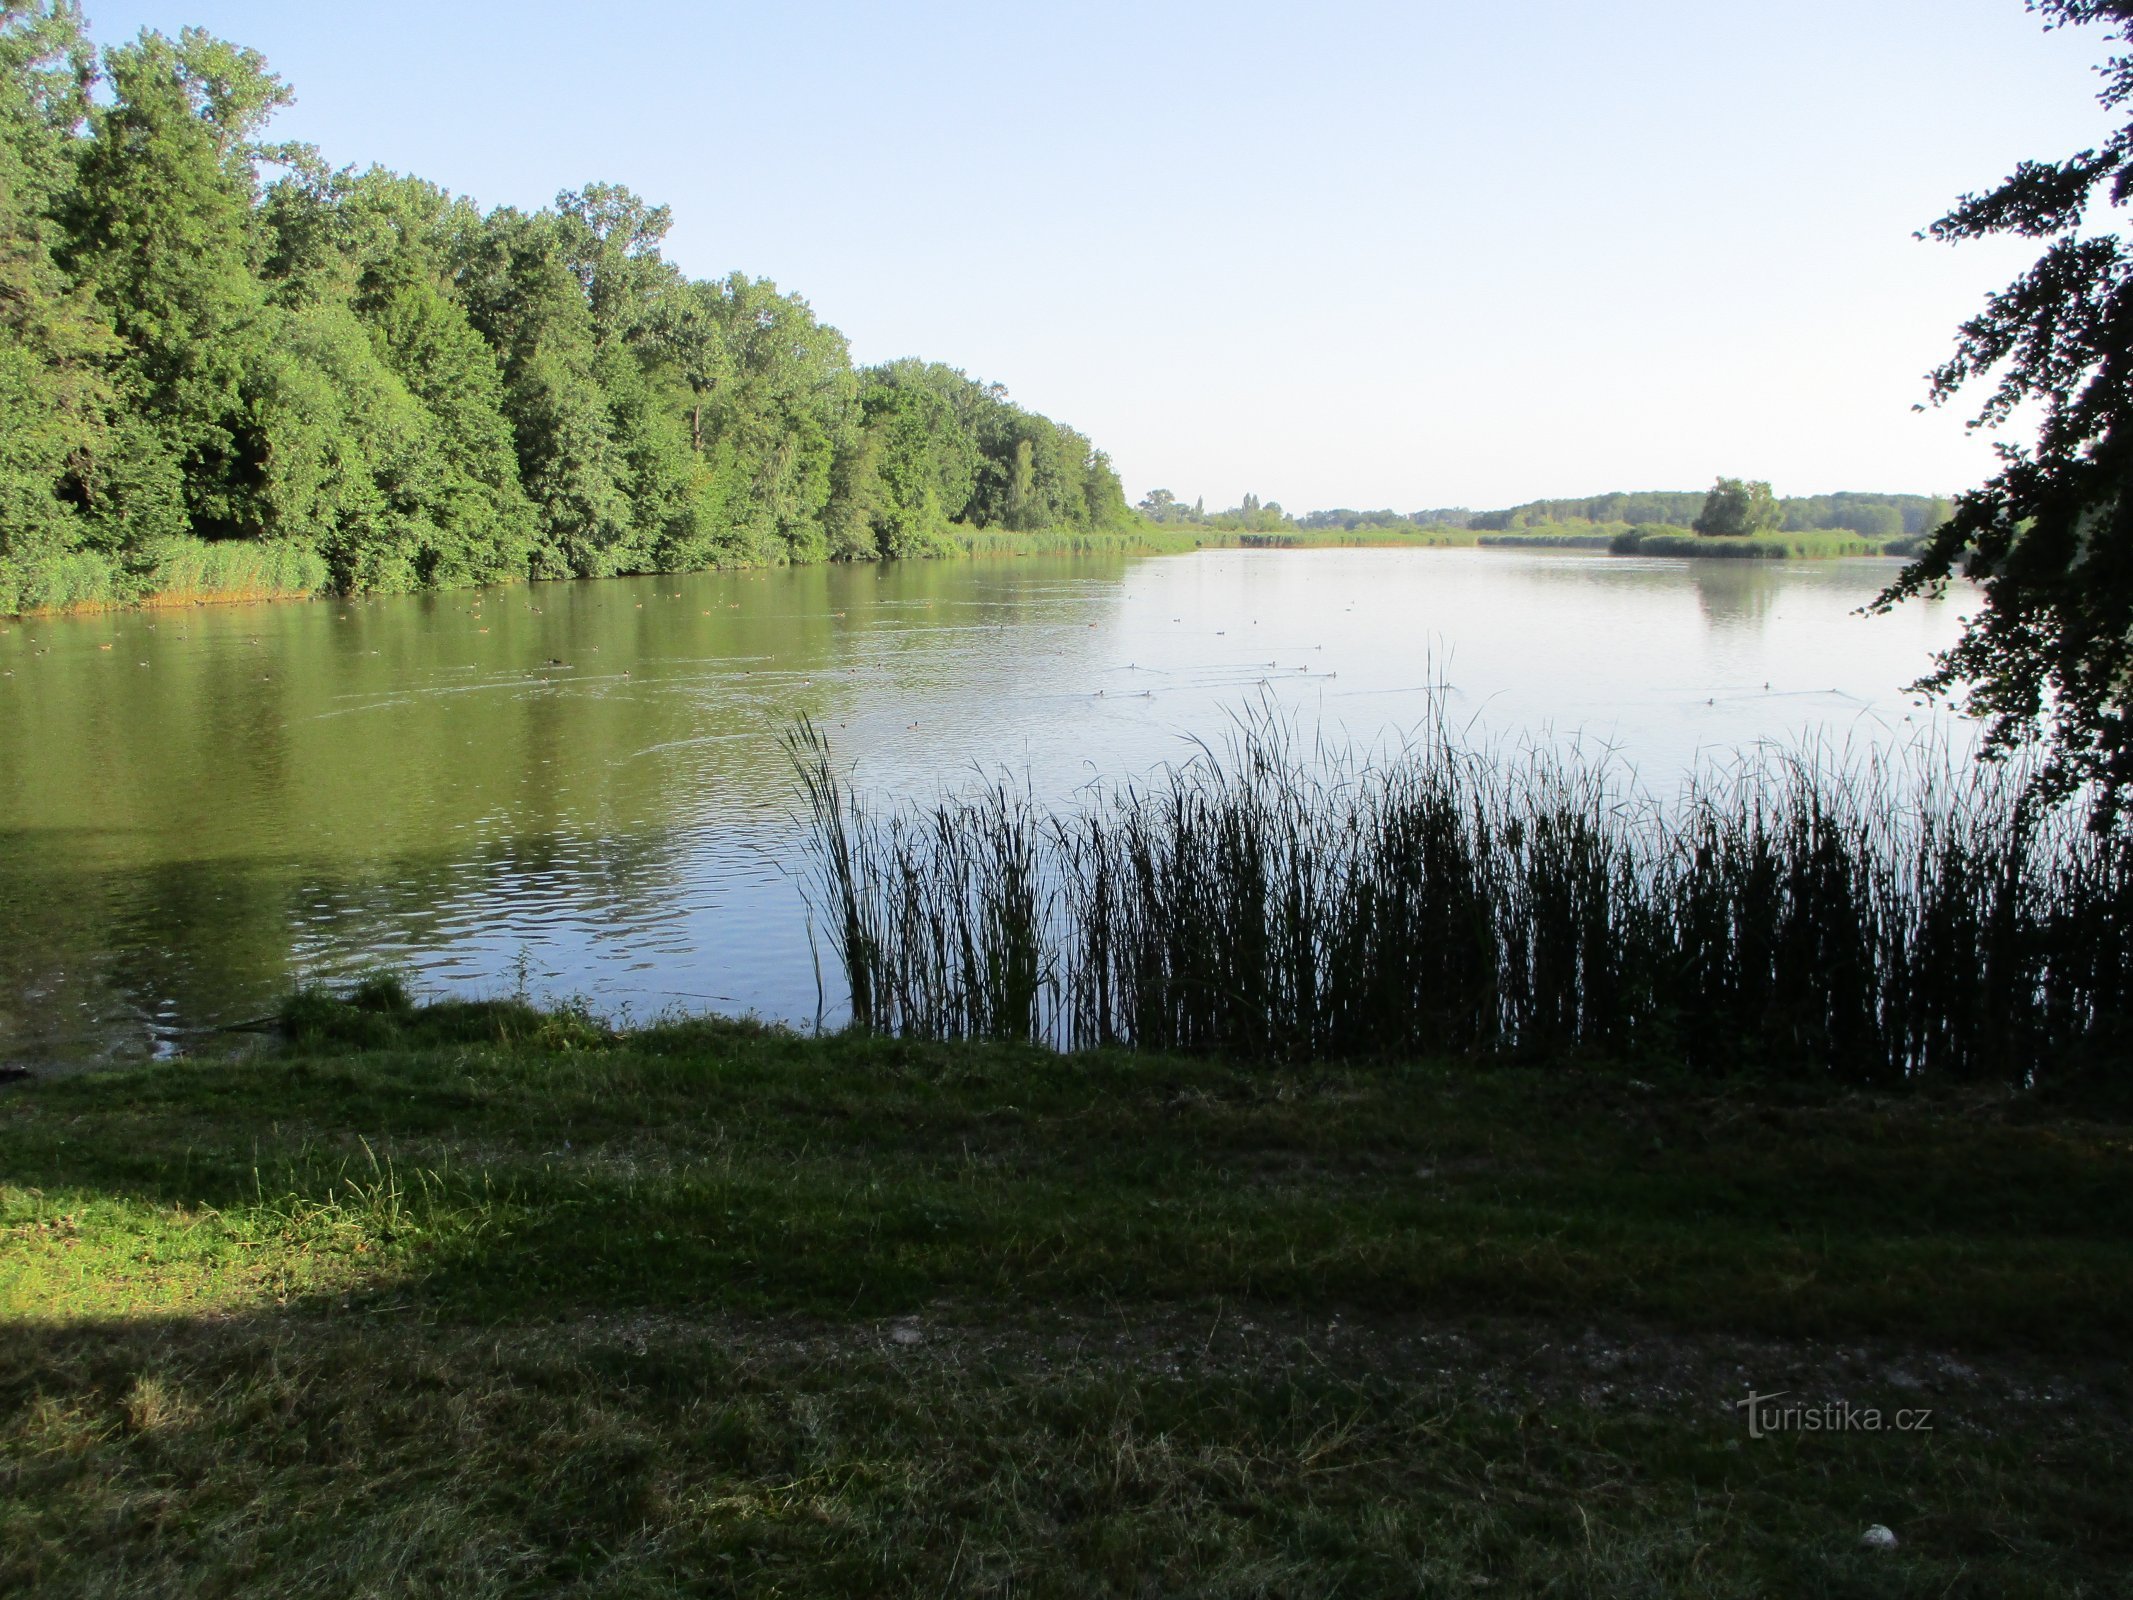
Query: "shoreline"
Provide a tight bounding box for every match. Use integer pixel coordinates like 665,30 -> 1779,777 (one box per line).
2,527 -> 1918,624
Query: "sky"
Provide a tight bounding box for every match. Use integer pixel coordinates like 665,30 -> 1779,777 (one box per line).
78,0 -> 2126,513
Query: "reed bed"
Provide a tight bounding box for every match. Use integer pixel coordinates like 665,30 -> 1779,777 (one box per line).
789,713 -> 2133,1084
1610,527 -> 1904,560
138,537 -> 328,607
1,536 -> 327,617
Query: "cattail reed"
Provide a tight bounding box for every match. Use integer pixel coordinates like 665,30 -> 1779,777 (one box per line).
785,712 -> 2132,1084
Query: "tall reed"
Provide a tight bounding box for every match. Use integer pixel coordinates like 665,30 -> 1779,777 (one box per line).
787,712 -> 2133,1084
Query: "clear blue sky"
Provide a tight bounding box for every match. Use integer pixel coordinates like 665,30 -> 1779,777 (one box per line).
81,0 -> 2121,512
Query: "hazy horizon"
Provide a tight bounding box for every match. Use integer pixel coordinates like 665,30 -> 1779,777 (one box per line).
76,0 -> 2119,513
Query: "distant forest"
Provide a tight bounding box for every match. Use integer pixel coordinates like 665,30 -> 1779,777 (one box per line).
0,6 -> 1131,613
1288,490 -> 1956,539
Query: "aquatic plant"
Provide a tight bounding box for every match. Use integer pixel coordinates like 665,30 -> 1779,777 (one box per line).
789,711 -> 2132,1084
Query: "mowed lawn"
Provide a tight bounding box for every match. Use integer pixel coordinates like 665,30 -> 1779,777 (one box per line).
3,995 -> 2129,1596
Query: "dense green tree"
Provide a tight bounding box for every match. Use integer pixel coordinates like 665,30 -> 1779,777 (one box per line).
858,377 -> 980,554
0,5 -> 1132,614
344,187 -> 535,584
1693,477 -> 1781,537
1082,450 -> 1131,528
0,1 -> 120,608
971,408 -> 1103,531
62,27 -> 283,539
695,273 -> 851,563
1877,0 -> 2133,811
644,276 -> 727,456
252,166 -> 534,588
452,208 -> 637,577
1836,502 -> 1903,539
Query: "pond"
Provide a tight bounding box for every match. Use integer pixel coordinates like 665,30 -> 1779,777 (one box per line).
0,548 -> 1976,1062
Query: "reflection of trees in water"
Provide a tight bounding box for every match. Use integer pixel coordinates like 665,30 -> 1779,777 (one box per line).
0,839 -> 301,1060
1490,552 -> 1880,635
0,560 -> 1138,1064
0,829 -> 690,1063
1450,549 -> 1807,636
1687,564 -> 1784,633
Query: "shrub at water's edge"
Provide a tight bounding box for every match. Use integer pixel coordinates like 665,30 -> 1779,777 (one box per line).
789,713 -> 2131,1085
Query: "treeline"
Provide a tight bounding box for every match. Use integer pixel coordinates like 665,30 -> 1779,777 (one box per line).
1472,490 -> 1955,539
1296,506 -> 1474,532
1135,489 -> 1291,532
1290,491 -> 1954,538
0,5 -> 1129,614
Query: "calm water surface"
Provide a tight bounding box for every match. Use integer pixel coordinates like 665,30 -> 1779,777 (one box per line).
0,548 -> 1975,1061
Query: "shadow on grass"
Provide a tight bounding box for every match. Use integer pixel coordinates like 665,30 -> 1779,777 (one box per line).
6,993 -> 2133,1353
5,1295 -> 2132,1598
8,997 -> 2133,1591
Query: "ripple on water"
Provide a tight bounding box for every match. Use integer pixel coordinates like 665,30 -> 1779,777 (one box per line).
0,550 -> 1977,1061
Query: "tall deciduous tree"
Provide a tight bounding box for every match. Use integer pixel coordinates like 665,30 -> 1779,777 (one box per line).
0,0 -> 134,610
1693,477 -> 1780,537
0,5 -> 1133,611
1878,0 -> 2133,812
60,25 -> 280,541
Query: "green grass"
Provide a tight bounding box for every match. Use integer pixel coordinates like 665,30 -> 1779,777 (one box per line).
950,524 -> 1228,557
2,989 -> 2129,1594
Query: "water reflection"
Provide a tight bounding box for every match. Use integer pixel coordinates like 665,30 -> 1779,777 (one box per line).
0,549 -> 1976,1062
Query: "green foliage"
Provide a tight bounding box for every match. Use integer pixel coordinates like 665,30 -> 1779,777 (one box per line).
1472,492 -> 1703,531
0,7 -> 1129,615
1452,490 -> 1945,537
1612,525 -> 1897,559
141,532 -> 324,600
857,378 -> 974,555
0,2 -> 166,609
1474,523 -> 1622,548
1876,0 -> 2133,816
1778,491 -> 1927,536
1693,476 -> 1782,537
1133,488 -> 1291,532
835,360 -> 1133,558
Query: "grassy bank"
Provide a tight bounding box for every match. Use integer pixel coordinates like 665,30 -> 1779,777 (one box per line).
3,516 -> 1919,621
963,522 -> 1630,556
1611,527 -> 1916,560
1226,523 -> 1619,551
959,524 -> 1484,556
1217,523 -> 1919,559
951,525 -> 1221,558
3,989 -> 2129,1594
6,522 -> 1269,620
